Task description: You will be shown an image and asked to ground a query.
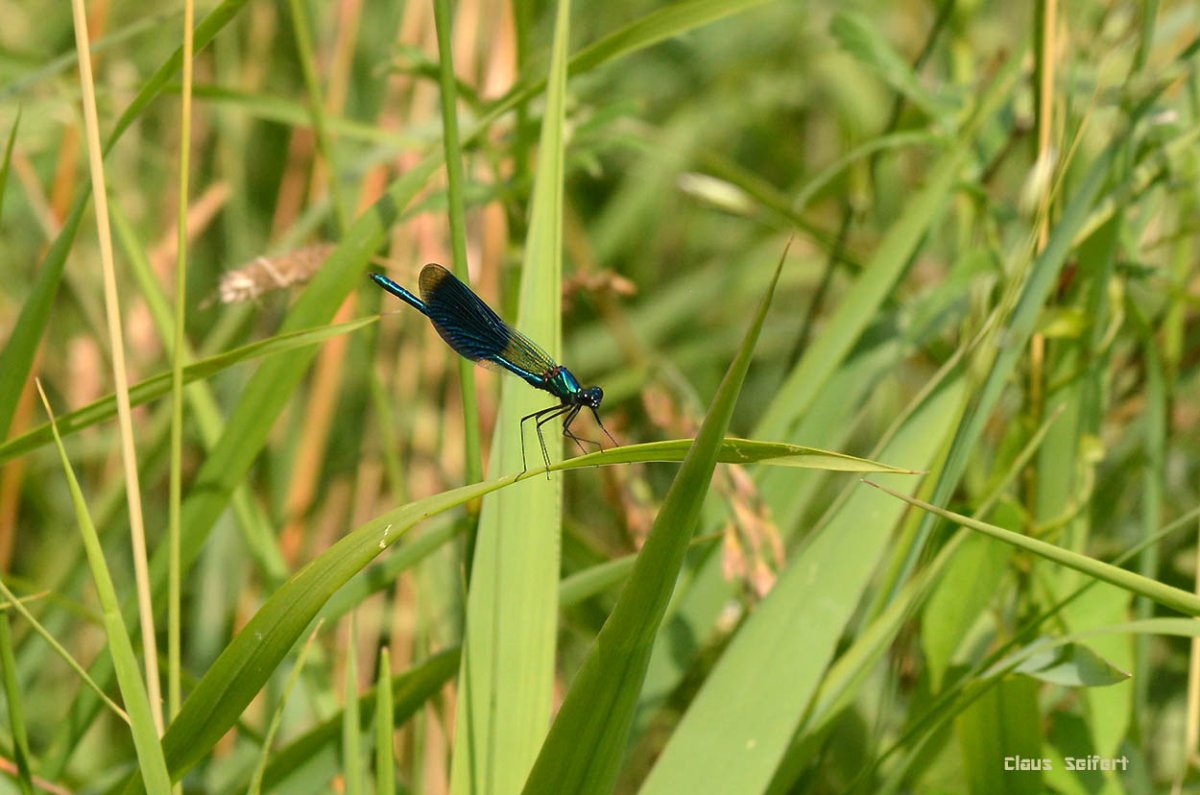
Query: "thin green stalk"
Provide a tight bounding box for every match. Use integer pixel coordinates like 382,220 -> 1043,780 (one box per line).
168,0 -> 196,724
0,107 -> 19,220
245,621 -> 323,795
287,0 -> 349,232
375,647 -> 395,795
866,481 -> 1200,617
342,614 -> 362,795
69,0 -> 163,735
0,614 -> 34,794
433,0 -> 485,496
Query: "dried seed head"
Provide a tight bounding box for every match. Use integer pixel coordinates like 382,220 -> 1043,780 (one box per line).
210,243 -> 336,305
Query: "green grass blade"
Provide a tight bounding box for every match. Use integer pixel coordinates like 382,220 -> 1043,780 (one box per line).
897,143 -> 1119,581
0,198 -> 86,443
104,0 -> 252,153
60,156 -> 440,779
0,612 -> 34,795
519,249 -> 787,795
866,481 -> 1200,617
477,0 -> 771,148
569,0 -> 771,76
830,11 -> 951,119
563,438 -> 914,471
0,0 -> 249,445
0,317 -> 377,465
343,615 -> 363,795
375,648 -> 395,795
639,376 -> 966,795
39,386 -> 172,793
128,469 -> 530,789
449,0 -> 571,791
245,621 -> 322,795
558,533 -> 720,608
432,0 -> 483,488
244,650 -> 458,794
152,154 -> 438,603
0,107 -> 19,220
0,576 -> 129,724
753,48 -> 1023,442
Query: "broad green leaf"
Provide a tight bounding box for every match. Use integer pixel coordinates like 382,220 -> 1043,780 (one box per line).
639,376 -> 966,795
956,677 -> 1044,795
450,0 -> 570,790
520,249 -> 787,795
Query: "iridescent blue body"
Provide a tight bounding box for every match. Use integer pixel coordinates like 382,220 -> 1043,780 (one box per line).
371,264 -> 616,473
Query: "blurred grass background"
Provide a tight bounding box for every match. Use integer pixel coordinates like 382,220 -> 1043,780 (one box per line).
1,0 -> 1200,792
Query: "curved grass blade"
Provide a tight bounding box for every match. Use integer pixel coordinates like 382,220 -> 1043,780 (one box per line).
519,250 -> 787,795
104,0 -> 253,152
569,0 -> 770,76
565,438 -> 915,472
0,317 -> 376,465
865,481 -> 1200,617
39,385 -> 171,794
238,531 -> 733,795
2,0 -> 253,461
113,430 -> 867,791
123,473 -> 524,790
0,576 -> 129,724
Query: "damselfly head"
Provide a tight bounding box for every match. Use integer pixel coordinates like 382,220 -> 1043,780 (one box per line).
580,386 -> 604,409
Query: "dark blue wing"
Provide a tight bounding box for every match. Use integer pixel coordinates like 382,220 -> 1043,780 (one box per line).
418,264 -> 559,386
